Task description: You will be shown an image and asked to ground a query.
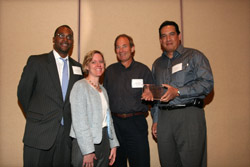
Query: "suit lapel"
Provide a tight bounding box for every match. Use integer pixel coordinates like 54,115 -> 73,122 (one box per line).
46,51 -> 64,101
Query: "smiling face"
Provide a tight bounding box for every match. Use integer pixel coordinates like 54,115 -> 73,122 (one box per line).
53,26 -> 74,58
160,25 -> 181,58
115,36 -> 135,66
86,53 -> 105,78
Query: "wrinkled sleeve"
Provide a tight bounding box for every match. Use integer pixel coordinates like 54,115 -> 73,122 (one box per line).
178,52 -> 214,98
150,104 -> 159,123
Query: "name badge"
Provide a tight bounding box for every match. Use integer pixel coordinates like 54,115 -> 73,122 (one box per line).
72,66 -> 83,75
172,63 -> 182,74
132,79 -> 143,88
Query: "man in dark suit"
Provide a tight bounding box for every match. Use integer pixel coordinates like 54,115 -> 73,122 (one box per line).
17,25 -> 83,167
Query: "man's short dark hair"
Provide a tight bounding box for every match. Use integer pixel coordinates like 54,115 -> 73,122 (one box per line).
54,25 -> 73,37
114,34 -> 135,49
159,21 -> 180,37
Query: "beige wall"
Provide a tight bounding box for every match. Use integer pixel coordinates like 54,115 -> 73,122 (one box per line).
0,0 -> 249,166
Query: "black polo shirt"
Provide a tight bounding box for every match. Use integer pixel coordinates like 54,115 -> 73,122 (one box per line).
103,60 -> 153,114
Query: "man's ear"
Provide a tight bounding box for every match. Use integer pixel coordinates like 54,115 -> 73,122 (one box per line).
159,38 -> 163,45
131,46 -> 135,53
178,33 -> 182,41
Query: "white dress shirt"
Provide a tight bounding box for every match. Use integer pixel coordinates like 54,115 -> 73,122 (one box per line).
53,50 -> 70,86
99,91 -> 108,128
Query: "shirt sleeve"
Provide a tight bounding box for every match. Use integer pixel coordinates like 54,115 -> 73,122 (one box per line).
144,67 -> 154,84
178,51 -> 214,99
17,56 -> 37,112
150,104 -> 159,123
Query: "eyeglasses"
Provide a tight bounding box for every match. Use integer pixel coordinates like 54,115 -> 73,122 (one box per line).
56,34 -> 73,40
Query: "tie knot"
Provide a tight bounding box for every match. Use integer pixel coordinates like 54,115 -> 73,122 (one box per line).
60,57 -> 68,63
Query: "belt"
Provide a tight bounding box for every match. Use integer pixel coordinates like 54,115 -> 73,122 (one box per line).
112,112 -> 147,118
158,99 -> 204,110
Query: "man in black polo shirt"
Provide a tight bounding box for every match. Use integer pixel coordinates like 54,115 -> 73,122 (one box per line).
103,34 -> 153,167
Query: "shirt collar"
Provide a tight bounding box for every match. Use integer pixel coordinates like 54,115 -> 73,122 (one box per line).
118,59 -> 135,69
53,50 -> 69,60
162,44 -> 183,60
175,44 -> 184,55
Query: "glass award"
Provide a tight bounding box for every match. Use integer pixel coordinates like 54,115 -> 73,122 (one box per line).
143,84 -> 167,100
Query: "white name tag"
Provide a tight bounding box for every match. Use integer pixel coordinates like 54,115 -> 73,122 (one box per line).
172,63 -> 182,74
72,66 -> 83,75
131,79 -> 143,88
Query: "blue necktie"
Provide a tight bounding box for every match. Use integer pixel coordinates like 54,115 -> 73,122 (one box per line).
60,58 -> 69,125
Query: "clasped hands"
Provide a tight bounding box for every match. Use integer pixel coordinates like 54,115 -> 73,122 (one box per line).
141,84 -> 179,102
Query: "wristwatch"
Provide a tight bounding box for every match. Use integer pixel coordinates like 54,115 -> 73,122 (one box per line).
177,90 -> 180,96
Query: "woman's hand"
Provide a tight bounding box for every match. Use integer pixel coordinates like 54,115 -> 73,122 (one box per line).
109,147 -> 117,166
83,153 -> 97,167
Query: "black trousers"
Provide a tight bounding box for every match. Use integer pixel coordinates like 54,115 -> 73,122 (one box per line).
157,106 -> 207,167
23,125 -> 72,167
71,127 -> 110,167
112,114 -> 150,167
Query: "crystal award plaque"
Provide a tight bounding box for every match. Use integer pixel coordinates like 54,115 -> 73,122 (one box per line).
143,84 -> 167,100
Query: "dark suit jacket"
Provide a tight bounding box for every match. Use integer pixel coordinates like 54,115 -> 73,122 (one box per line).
18,51 -> 83,150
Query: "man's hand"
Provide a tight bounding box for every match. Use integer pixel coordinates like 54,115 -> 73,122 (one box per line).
160,84 -> 179,102
141,84 -> 154,101
152,123 -> 157,139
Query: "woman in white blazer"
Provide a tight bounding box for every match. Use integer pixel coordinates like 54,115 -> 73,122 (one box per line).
70,50 -> 119,167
